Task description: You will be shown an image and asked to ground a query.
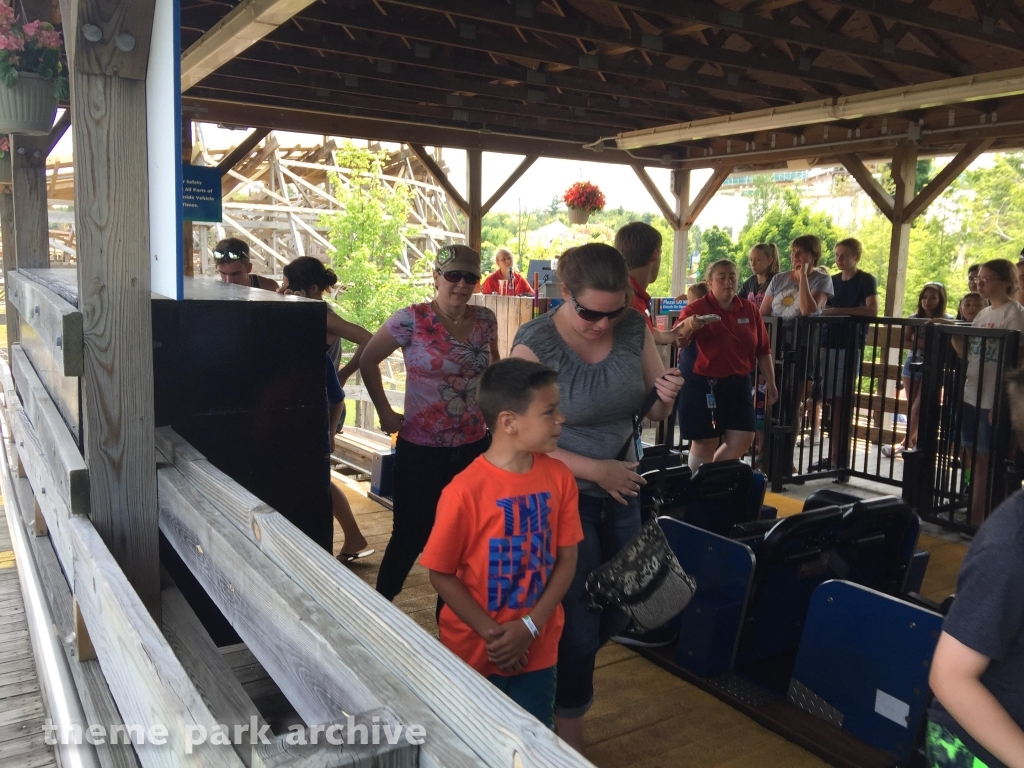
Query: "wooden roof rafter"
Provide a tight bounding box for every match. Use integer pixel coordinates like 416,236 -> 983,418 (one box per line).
608,0 -> 975,77
294,3 -> 803,105
234,49 -> 692,124
379,0 -> 883,92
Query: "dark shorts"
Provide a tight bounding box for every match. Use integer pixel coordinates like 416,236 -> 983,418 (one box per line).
960,403 -> 993,455
488,667 -> 557,729
677,373 -> 755,440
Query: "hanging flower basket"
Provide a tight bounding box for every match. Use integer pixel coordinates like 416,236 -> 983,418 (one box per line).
0,8 -> 68,135
567,206 -> 590,225
563,181 -> 606,226
0,72 -> 56,134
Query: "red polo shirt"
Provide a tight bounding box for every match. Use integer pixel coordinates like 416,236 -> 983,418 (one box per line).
630,277 -> 654,331
674,293 -> 770,378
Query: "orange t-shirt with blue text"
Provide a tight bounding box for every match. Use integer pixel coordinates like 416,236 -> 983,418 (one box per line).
421,453 -> 583,677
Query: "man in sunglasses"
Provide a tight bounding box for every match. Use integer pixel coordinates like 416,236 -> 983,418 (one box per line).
214,237 -> 280,292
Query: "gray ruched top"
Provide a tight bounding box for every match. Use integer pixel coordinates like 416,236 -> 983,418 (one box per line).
512,307 -> 647,497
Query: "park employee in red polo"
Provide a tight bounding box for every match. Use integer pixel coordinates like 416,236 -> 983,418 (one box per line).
674,259 -> 779,473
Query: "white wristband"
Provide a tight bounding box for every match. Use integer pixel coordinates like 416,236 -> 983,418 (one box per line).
522,615 -> 540,639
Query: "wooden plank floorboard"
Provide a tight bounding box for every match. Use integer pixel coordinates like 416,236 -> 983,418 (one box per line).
0,504 -> 56,767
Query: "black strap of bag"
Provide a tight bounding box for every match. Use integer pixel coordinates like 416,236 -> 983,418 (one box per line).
600,387 -> 662,561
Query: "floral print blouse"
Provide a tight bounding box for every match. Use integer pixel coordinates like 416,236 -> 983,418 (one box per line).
385,303 -> 497,447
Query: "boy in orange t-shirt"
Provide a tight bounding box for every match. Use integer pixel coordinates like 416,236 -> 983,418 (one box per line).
421,358 -> 582,728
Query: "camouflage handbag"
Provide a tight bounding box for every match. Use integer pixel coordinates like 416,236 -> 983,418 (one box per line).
585,516 -> 696,630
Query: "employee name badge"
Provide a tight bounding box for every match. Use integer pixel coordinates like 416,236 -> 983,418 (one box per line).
737,317 -> 750,324
706,393 -> 717,409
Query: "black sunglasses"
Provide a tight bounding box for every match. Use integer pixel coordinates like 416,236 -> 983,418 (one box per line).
438,269 -> 480,286
570,294 -> 627,322
214,250 -> 247,261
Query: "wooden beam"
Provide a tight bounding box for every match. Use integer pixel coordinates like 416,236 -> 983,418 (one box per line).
671,168 -> 690,298
300,6 -> 797,103
155,458 -> 482,768
903,139 -> 994,222
181,0 -> 319,91
886,143 -> 918,317
6,271 -> 84,377
9,402 -> 75,577
46,111 -> 71,156
829,0 -> 1024,55
631,165 -> 680,230
407,144 -> 469,214
63,0 -> 156,79
382,0 -> 878,92
251,710 -> 418,768
222,27 -> 721,116
610,0 -> 970,76
684,165 -> 733,228
11,135 -> 51,270
183,97 -> 672,165
217,129 -> 271,176
221,47 -> 692,124
481,156 -> 537,215
67,513 -> 246,765
838,153 -> 895,221
202,67 -> 648,134
466,149 -> 482,254
70,1 -> 161,616
11,345 -> 89,516
74,599 -> 96,662
162,583 -> 269,768
0,182 -> 18,355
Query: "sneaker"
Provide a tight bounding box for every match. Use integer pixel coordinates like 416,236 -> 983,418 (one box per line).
807,459 -> 832,472
881,444 -> 904,458
612,625 -> 678,649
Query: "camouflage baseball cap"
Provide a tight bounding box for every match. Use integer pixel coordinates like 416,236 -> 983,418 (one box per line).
435,244 -> 482,278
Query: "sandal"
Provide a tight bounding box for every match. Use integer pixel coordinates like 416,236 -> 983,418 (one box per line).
336,548 -> 375,564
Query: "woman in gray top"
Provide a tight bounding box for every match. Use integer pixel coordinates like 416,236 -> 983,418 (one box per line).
510,243 -> 682,751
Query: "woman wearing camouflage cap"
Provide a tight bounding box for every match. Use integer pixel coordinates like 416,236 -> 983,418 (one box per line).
361,245 -> 500,600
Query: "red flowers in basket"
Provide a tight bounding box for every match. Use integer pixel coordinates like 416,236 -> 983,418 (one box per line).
563,181 -> 606,213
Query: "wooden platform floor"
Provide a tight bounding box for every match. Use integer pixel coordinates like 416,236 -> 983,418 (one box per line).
331,475 -> 833,768
0,499 -> 57,768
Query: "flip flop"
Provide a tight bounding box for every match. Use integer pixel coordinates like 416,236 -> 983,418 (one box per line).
336,548 -> 375,564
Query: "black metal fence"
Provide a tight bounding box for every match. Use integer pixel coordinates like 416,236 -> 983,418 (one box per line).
761,316 -> 1021,530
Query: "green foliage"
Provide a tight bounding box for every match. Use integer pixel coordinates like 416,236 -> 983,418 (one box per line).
854,153 -> 1024,315
737,189 -> 841,276
691,225 -> 740,284
320,143 -> 433,335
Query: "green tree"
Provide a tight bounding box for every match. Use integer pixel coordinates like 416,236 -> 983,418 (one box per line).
321,143 -> 432,335
692,225 -> 740,284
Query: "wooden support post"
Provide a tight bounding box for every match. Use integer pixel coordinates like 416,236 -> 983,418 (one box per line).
183,119 -> 194,277
217,129 -> 270,177
11,135 -> 51,270
671,169 -> 690,299
68,0 -> 161,617
902,139 -> 994,222
631,165 -> 680,230
407,144 -> 469,214
0,156 -> 17,356
33,498 -> 47,537
74,598 -> 97,662
467,149 -> 482,254
886,143 -> 918,318
837,153 -> 895,220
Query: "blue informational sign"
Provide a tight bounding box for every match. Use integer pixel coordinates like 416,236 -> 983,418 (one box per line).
658,298 -> 686,313
182,165 -> 223,223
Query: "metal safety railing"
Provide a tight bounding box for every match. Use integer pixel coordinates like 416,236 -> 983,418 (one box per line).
762,315 -> 1021,530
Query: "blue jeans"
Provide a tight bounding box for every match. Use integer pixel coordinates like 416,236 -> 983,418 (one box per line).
555,492 -> 641,719
488,667 -> 557,729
